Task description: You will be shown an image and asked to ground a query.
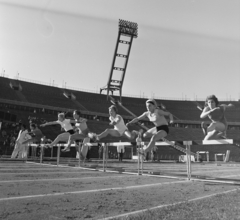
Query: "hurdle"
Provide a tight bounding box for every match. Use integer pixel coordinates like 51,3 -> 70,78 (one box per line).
136,134 -> 143,175
27,138 -> 240,185
184,139 -> 240,185
196,151 -> 209,162
215,153 -> 225,164
184,141 -> 192,180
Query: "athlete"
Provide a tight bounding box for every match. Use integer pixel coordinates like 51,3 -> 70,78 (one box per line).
89,105 -> 139,141
126,99 -> 174,154
200,95 -> 234,140
40,113 -> 75,148
61,110 -> 90,156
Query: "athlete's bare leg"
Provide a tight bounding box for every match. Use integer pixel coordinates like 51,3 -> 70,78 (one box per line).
123,130 -> 140,140
89,129 -> 121,141
48,133 -> 70,148
143,130 -> 167,153
62,133 -> 86,152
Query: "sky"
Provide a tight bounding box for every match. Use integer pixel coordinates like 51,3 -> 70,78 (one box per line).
0,0 -> 240,101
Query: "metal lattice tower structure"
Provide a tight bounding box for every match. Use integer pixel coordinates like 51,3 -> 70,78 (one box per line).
100,19 -> 138,102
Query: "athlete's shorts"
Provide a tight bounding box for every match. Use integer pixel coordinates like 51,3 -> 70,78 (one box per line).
207,121 -> 225,133
156,125 -> 169,134
79,128 -> 90,137
116,128 -> 128,136
66,129 -> 75,135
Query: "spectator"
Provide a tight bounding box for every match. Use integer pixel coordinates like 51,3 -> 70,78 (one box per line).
151,145 -> 157,162
98,143 -> 103,159
86,146 -> 91,161
117,141 -> 125,162
1,130 -> 7,137
11,124 -> 30,159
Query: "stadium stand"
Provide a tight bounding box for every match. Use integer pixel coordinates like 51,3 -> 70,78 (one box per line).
0,77 -> 22,101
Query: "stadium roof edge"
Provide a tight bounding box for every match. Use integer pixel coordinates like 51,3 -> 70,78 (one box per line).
1,76 -> 238,102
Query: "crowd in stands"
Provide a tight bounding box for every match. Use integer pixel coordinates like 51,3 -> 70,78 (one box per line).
0,115 -> 49,155
0,122 -> 19,155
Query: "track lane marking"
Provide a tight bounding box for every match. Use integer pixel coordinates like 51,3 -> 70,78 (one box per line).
0,175 -> 134,183
100,188 -> 239,220
0,180 -> 188,201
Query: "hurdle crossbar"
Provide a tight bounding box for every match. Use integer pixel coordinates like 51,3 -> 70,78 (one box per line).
29,138 -> 236,166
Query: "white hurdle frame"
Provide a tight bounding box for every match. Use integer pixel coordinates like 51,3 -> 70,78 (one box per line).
197,151 -> 209,162
184,141 -> 192,181
29,139 -> 235,181
137,142 -> 143,175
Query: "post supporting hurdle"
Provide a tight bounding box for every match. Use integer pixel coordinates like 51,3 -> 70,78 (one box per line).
137,146 -> 141,175
140,143 -> 143,174
102,144 -> 105,171
57,144 -> 61,166
102,143 -> 108,172
40,145 -> 44,164
51,147 -> 53,159
105,143 -> 109,169
78,143 -> 81,167
136,136 -> 143,175
184,141 -> 192,181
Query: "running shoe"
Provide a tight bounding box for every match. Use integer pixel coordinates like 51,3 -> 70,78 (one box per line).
88,133 -> 99,142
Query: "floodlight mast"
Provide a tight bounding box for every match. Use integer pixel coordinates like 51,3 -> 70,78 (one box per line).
100,19 -> 138,102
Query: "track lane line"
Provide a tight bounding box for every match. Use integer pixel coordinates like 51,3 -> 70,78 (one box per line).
0,180 -> 188,201
100,188 -> 239,220
0,175 -> 135,183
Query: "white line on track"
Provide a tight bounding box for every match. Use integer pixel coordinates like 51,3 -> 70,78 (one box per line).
100,188 -> 239,220
0,171 -> 98,175
0,180 -> 189,202
220,174 -> 240,178
0,168 -> 76,171
193,168 -> 240,174
27,162 -> 109,172
0,175 -> 132,183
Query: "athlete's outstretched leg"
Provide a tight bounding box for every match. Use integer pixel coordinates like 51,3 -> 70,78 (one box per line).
124,129 -> 141,140
62,133 -> 86,152
204,122 -> 225,140
48,133 -> 70,148
143,130 -> 167,153
201,122 -> 207,137
89,129 -> 120,141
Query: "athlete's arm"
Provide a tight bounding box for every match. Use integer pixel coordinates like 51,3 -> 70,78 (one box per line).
126,112 -> 147,126
64,118 -> 76,124
200,107 -> 217,118
78,118 -> 87,123
109,115 -> 121,126
40,121 -> 58,127
220,104 -> 234,111
158,109 -> 174,124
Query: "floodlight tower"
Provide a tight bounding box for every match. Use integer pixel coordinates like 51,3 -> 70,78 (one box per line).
100,19 -> 138,102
